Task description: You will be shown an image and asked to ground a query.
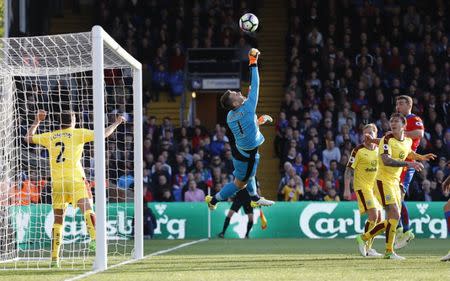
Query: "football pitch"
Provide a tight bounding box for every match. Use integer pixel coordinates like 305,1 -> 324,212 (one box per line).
0,239 -> 448,281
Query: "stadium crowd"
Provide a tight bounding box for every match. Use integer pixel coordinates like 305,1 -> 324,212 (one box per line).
276,0 -> 449,202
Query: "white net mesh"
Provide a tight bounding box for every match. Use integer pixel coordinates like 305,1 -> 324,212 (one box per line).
0,32 -> 138,269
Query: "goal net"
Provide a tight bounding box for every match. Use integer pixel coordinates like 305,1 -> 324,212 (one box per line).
0,26 -> 143,270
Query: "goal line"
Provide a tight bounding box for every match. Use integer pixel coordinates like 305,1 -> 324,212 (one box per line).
65,239 -> 208,281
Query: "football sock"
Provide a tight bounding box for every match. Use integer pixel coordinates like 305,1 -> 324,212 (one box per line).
246,177 -> 260,201
362,220 -> 387,241
246,220 -> 253,237
365,220 -> 376,249
84,209 -> 96,240
215,182 -> 239,202
400,201 -> 410,232
385,218 -> 399,253
445,211 -> 450,235
51,223 -> 63,261
222,217 -> 231,234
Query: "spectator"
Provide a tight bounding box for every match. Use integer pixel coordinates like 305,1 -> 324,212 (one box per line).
210,132 -> 227,156
322,140 -> 341,169
151,64 -> 169,102
153,174 -> 173,202
118,171 -> 134,190
304,168 -> 324,192
143,186 -> 154,203
281,178 -> 303,202
192,160 -> 213,188
184,180 -> 205,202
292,153 -> 304,175
173,165 -> 188,201
304,184 -> 324,201
324,188 -> 340,202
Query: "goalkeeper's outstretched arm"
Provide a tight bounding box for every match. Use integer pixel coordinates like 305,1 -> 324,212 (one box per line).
247,48 -> 260,112
25,110 -> 47,144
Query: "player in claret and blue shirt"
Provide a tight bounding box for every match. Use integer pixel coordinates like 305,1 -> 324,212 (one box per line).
205,48 -> 274,210
394,95 -> 425,249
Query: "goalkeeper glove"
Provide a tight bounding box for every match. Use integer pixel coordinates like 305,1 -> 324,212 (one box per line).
258,114 -> 273,125
248,48 -> 260,65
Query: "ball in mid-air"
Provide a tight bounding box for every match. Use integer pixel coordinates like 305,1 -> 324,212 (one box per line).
239,13 -> 259,33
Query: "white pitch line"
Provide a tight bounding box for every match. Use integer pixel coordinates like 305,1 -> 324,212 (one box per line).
65,238 -> 208,281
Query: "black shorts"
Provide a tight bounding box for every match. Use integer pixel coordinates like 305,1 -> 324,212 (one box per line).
230,198 -> 253,214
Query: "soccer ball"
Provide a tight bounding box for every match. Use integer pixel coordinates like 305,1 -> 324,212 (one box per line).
239,13 -> 259,33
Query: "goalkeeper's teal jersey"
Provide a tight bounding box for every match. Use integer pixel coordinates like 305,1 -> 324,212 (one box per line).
227,66 -> 264,150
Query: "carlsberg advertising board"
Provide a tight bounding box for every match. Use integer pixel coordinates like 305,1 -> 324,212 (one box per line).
11,203 -> 134,247
10,202 -> 446,246
149,202 -> 447,239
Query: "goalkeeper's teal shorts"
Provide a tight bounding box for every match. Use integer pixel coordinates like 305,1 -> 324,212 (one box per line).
231,145 -> 260,182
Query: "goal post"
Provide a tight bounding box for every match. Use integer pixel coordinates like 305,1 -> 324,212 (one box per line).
92,25 -> 144,271
0,25 -> 143,270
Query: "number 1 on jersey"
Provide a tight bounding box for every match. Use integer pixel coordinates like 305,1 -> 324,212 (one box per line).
55,141 -> 66,163
237,121 -> 244,136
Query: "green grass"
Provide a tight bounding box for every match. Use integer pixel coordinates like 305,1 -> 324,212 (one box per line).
0,239 -> 448,281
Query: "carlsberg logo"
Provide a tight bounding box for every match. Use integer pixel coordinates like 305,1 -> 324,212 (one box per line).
225,209 -> 262,238
299,203 -> 364,239
154,204 -> 186,239
299,203 -> 447,239
43,206 -> 133,243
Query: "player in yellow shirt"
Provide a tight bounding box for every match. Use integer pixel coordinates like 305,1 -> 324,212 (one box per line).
356,113 -> 435,260
25,110 -> 125,268
344,123 -> 382,257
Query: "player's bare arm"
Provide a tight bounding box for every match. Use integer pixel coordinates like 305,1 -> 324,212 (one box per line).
407,151 -> 436,162
25,110 -> 47,144
105,115 -> 126,138
404,128 -> 424,139
381,154 -> 424,171
343,166 -> 354,200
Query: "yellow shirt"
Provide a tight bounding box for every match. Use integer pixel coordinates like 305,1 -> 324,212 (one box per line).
376,133 -> 412,184
347,144 -> 378,191
282,185 -> 302,202
32,128 -> 94,181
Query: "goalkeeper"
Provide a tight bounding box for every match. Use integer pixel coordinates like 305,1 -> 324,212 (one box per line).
205,48 -> 274,209
26,110 -> 125,268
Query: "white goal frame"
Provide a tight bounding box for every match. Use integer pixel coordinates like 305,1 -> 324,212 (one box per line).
91,25 -> 143,270
0,25 -> 143,271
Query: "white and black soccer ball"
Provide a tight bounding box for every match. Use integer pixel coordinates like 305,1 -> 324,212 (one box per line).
239,13 -> 259,33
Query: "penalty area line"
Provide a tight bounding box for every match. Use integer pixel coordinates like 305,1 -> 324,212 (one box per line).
65,238 -> 208,281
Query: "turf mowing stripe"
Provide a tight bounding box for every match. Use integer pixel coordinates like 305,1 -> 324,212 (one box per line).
65,238 -> 208,281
